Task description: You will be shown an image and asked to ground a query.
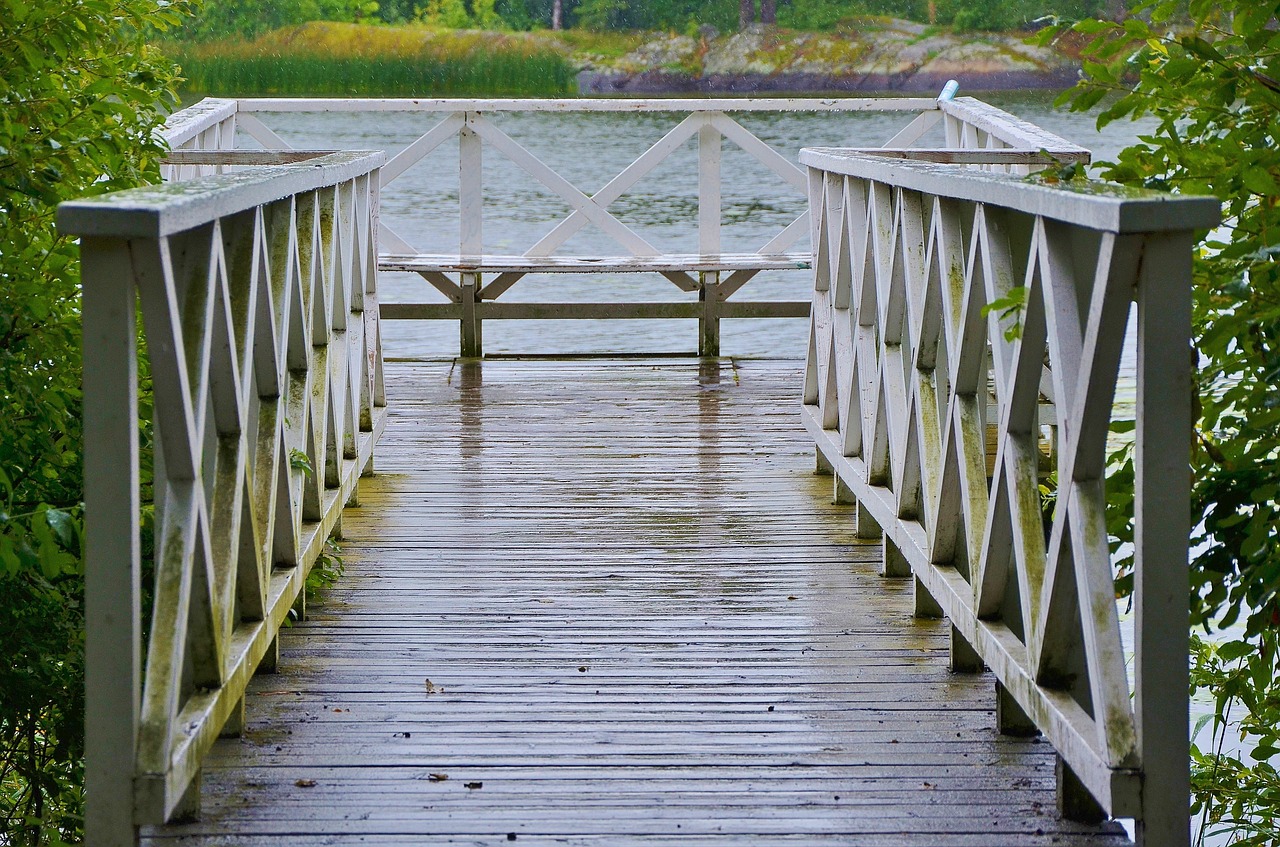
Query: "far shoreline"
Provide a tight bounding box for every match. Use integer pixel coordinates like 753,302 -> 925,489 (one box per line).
167,19 -> 1085,100
578,68 -> 1080,95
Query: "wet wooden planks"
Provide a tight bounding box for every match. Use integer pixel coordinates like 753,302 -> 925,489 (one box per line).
141,358 -> 1130,847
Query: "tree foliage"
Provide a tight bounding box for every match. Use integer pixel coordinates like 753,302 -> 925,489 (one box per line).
0,0 -> 186,842
194,0 -> 1114,33
1049,1 -> 1280,842
180,0 -> 379,39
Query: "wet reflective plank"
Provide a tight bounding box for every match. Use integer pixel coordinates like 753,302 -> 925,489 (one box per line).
141,357 -> 1130,846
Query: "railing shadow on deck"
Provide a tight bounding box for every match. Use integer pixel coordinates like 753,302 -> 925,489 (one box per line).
61,91 -> 1213,847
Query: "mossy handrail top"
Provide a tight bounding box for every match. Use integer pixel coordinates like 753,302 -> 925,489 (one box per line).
58,149 -> 383,239
228,96 -> 942,112
801,147 -> 1221,234
70,144 -> 386,842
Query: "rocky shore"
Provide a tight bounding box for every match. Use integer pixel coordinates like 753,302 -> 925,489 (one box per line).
572,18 -> 1079,94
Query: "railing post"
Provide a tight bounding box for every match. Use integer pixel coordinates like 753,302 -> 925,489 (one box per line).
1134,231 -> 1193,847
459,115 -> 483,357
697,116 -> 722,358
698,116 -> 722,256
699,271 -> 720,357
82,236 -> 142,847
65,150 -> 388,839
460,272 -> 482,358
798,147 -> 1216,837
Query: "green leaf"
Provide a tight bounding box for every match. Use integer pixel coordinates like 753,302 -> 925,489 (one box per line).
1216,640 -> 1254,662
44,508 -> 77,549
1241,166 -> 1279,195
1193,711 -> 1216,742
289,448 -> 314,476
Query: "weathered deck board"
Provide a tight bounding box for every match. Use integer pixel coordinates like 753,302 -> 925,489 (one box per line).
141,358 -> 1129,846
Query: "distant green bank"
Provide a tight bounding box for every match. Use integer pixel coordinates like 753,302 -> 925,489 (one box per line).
165,18 -> 1080,98
167,23 -> 577,97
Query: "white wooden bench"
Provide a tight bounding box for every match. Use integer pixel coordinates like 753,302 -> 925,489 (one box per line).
378,251 -> 813,357
159,92 -> 1091,359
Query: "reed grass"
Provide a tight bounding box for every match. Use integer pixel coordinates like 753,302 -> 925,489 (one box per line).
167,22 -> 577,97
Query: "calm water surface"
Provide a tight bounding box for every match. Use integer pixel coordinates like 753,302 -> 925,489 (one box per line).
247,90 -> 1153,360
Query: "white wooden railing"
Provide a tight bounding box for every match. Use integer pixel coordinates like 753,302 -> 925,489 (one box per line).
163,94 -> 1088,356
60,149 -> 387,846
800,148 -> 1219,845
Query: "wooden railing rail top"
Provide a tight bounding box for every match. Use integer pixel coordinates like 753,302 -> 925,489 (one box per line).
60,149 -> 383,238
156,92 -> 1093,358
938,96 -> 1089,155
231,96 -> 943,113
161,96 -> 238,147
161,149 -> 339,166
803,147 -> 1220,845
66,147 -> 387,845
801,147 -> 1220,233
810,147 -> 1091,165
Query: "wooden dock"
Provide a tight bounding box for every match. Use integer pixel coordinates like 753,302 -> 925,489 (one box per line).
140,358 -> 1129,847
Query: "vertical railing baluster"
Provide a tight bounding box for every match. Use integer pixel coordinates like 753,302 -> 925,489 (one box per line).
459,115 -> 483,357
66,151 -> 386,844
82,236 -> 143,847
1134,231 -> 1194,847
698,115 -> 722,256
369,170 -> 386,413
943,114 -> 961,147
698,115 -> 723,357
800,147 -> 1215,838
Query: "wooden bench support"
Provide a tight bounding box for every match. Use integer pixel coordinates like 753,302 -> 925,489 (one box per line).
460,272 -> 481,358
699,272 -> 720,357
379,252 -> 810,358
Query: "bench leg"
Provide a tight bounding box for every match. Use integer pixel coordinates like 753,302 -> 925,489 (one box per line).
699,272 -> 720,357
460,272 -> 482,358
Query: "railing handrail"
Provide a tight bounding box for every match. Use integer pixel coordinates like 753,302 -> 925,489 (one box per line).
64,149 -> 387,845
228,96 -> 944,113
61,149 -> 383,237
153,94 -> 1093,358
161,96 -> 238,147
802,147 -> 1217,845
801,148 -> 1219,232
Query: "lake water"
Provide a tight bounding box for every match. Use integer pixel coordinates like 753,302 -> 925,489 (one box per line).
246,90 -> 1153,361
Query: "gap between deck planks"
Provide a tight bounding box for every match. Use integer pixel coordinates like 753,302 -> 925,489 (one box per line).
140,357 -> 1130,847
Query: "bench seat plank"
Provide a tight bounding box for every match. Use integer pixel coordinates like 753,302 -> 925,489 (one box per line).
379,252 -> 811,275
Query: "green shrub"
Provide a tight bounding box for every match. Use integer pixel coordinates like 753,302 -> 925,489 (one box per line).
1053,0 -> 1280,841
177,0 -> 379,41
0,0 -> 185,842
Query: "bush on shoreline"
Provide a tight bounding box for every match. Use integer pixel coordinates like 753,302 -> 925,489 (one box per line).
167,24 -> 576,97
0,0 -> 186,842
